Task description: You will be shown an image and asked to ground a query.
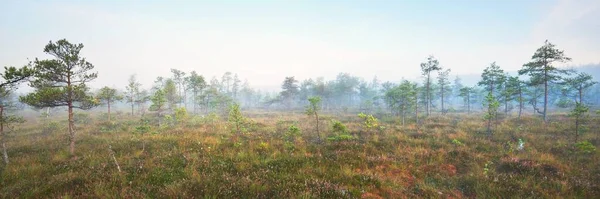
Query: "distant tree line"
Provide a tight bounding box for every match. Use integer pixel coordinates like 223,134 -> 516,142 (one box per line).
1,38 -> 599,161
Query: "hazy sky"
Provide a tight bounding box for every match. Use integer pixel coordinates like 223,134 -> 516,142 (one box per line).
1,0 -> 599,91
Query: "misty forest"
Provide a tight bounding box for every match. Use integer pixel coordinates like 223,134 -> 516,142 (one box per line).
1,38 -> 599,198
3,0 -> 600,197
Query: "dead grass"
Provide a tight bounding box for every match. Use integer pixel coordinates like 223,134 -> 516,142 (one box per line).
0,110 -> 599,198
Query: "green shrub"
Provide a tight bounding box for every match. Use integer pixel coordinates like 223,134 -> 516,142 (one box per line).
234,142 -> 243,148
203,112 -> 220,124
328,120 -> 355,141
135,119 -> 151,135
228,103 -> 246,134
74,112 -> 92,124
163,115 -> 174,127
327,134 -> 356,142
42,121 -> 61,134
358,113 -> 379,129
174,107 -> 188,124
256,141 -> 269,155
331,120 -> 348,134
284,141 -> 296,152
452,139 -> 465,146
575,141 -> 596,154
284,125 -> 301,142
98,121 -> 120,133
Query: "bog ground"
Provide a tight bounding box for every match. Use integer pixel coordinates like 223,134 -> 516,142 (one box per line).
0,110 -> 598,198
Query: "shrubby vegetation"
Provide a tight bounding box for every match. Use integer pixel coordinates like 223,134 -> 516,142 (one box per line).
1,110 -> 598,198
1,39 -> 600,198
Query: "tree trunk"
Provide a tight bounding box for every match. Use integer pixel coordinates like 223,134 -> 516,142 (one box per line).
68,104 -> 75,157
579,88 -> 583,104
487,117 -> 492,137
131,101 -> 135,116
402,110 -> 405,126
183,87 -> 187,110
575,115 -> 579,143
158,110 -> 162,127
315,112 -> 320,142
441,84 -> 445,115
1,106 -> 8,164
486,100 -> 492,138
518,90 -> 523,119
108,101 -> 111,121
207,96 -> 211,114
178,87 -> 182,108
415,94 -> 419,126
67,74 -> 76,157
543,68 -> 548,122
193,91 -> 197,114
426,74 -> 430,117
505,96 -> 508,115
467,93 -> 470,114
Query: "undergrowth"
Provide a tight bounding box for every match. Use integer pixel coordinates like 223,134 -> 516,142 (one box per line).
1,111 -> 599,198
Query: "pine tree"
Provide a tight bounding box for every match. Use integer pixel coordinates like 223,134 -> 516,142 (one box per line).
563,72 -> 596,104
437,68 -> 451,115
458,87 -> 475,114
20,39 -> 99,157
171,69 -> 186,107
420,56 -> 441,116
563,72 -> 596,143
452,76 -> 463,110
384,80 -> 417,126
149,89 -> 167,127
478,62 -> 505,95
570,102 -> 588,143
164,79 -> 178,111
519,40 -> 572,122
125,74 -> 141,116
1,64 -> 34,164
479,62 -> 505,137
506,76 -> 526,118
186,71 -> 206,114
280,77 -> 299,109
228,103 -> 245,134
97,86 -> 123,121
305,96 -> 322,142
483,93 -> 500,137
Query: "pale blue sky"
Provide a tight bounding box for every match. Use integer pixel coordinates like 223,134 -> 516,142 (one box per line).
1,0 -> 599,90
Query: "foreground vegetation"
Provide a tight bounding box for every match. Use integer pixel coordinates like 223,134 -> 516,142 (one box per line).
1,36 -> 598,198
1,110 -> 598,198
